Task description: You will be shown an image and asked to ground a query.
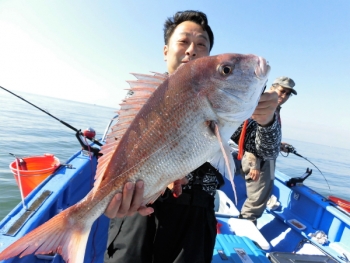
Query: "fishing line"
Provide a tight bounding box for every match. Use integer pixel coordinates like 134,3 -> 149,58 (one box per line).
0,85 -> 102,146
280,147 -> 332,195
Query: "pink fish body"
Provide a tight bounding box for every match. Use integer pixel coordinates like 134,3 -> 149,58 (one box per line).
0,53 -> 270,263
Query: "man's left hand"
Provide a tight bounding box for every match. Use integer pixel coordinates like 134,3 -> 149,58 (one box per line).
167,177 -> 189,197
252,90 -> 278,126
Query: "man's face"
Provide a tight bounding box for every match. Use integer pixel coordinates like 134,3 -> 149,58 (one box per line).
164,21 -> 210,74
271,85 -> 292,106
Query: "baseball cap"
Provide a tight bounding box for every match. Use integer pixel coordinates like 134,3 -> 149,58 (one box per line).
272,76 -> 297,95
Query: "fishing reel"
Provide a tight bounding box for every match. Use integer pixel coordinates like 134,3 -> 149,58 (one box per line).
76,128 -> 102,156
83,127 -> 96,140
285,144 -> 296,154
280,144 -> 297,157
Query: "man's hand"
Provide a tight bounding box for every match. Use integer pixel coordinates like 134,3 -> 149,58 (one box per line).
249,169 -> 260,181
104,180 -> 154,219
252,90 -> 278,126
167,177 -> 189,197
280,142 -> 291,153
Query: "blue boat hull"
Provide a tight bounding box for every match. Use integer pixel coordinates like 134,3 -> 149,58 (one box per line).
0,149 -> 349,262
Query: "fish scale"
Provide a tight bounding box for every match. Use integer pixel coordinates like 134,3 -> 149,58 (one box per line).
0,53 -> 270,263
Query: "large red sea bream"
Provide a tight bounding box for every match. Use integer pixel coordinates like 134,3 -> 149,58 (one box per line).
0,53 -> 270,263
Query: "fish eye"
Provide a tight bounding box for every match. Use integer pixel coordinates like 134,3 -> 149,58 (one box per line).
219,65 -> 233,76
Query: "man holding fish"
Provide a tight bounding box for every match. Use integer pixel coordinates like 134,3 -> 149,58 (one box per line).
0,10 -> 281,263
104,10 -> 281,263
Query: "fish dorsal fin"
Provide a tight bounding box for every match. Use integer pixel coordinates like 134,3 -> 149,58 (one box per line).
92,72 -> 167,193
131,72 -> 167,82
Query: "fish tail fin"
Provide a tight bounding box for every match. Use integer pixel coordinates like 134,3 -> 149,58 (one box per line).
0,207 -> 91,263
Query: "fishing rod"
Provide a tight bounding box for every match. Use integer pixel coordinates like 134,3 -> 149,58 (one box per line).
0,85 -> 103,151
280,144 -> 331,194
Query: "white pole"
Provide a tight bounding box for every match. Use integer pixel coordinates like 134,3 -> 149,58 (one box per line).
15,159 -> 27,210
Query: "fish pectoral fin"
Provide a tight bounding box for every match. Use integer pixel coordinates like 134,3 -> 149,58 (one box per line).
0,207 -> 91,263
209,123 -> 237,204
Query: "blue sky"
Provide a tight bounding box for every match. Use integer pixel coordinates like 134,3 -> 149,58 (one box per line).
1,0 -> 350,149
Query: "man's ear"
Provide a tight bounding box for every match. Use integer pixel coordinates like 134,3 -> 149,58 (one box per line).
163,45 -> 168,61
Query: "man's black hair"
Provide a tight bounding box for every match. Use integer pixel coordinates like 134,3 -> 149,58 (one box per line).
163,10 -> 214,51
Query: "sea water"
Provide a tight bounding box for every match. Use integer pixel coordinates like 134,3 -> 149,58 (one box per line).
1,91 -> 349,220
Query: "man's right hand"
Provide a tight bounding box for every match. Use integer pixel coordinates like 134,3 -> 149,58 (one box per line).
280,142 -> 292,153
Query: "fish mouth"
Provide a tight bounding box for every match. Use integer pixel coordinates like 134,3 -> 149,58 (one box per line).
255,56 -> 270,79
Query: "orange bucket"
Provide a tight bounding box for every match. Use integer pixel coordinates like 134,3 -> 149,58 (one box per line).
10,154 -> 60,197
